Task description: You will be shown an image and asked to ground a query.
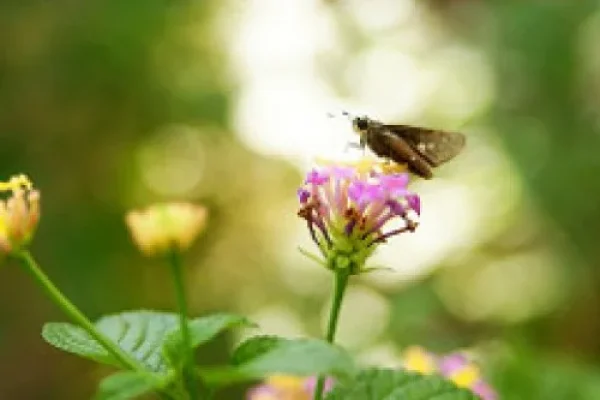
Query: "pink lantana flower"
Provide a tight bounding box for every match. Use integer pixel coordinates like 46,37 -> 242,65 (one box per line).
297,161 -> 419,274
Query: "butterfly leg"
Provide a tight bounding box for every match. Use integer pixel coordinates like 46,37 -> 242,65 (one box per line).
344,142 -> 363,152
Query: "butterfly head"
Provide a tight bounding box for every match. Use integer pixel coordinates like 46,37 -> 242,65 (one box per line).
351,116 -> 370,133
332,111 -> 375,148
341,111 -> 371,133
346,114 -> 373,148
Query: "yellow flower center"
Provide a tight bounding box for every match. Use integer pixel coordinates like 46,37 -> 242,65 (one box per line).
449,365 -> 481,388
315,157 -> 408,176
402,346 -> 436,375
0,174 -> 32,192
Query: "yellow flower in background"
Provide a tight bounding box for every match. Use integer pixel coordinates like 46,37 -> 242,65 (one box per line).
0,174 -> 40,256
125,202 -> 208,256
266,375 -> 306,391
402,346 -> 437,375
247,375 -> 334,400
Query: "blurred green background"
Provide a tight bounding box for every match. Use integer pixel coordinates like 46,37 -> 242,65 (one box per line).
2,0 -> 600,399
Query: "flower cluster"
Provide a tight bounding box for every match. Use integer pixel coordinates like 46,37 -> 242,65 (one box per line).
125,202 -> 208,257
247,375 -> 334,400
0,174 -> 40,256
402,346 -> 497,400
297,161 -> 419,274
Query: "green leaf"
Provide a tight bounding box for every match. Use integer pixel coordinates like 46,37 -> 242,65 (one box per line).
94,371 -> 160,400
205,336 -> 356,384
96,311 -> 180,372
195,366 -> 253,386
325,368 -> 479,400
231,335 -> 282,365
164,313 -> 254,366
42,323 -> 119,367
199,337 -> 355,386
43,310 -> 181,372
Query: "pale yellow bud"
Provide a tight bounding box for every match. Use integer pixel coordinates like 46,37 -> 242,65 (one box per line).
125,202 -> 208,257
0,175 -> 40,256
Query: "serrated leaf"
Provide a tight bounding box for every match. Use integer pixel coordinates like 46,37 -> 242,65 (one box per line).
325,368 -> 479,400
164,313 -> 254,366
235,337 -> 356,380
94,371 -> 160,400
43,310 -> 181,372
96,311 -> 179,372
42,323 -> 119,367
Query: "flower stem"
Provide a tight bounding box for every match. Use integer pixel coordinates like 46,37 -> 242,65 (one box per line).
313,268 -> 351,400
167,248 -> 199,400
14,250 -> 145,372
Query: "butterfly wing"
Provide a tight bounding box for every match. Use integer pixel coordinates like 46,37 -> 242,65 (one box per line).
378,129 -> 434,179
384,125 -> 466,167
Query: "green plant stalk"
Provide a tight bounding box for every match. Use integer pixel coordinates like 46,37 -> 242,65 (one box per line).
313,268 -> 351,400
15,250 -> 146,372
167,248 -> 199,400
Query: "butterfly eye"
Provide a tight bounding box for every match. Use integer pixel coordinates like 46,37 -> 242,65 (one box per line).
355,118 -> 368,131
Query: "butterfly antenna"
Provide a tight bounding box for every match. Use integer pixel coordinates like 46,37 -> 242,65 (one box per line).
327,110 -> 354,120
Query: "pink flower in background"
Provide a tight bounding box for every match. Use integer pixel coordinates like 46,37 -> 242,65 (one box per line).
402,346 -> 497,400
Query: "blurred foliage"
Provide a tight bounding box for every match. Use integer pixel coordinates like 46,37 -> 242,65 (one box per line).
490,343 -> 600,399
0,1 -> 295,398
2,0 -> 600,399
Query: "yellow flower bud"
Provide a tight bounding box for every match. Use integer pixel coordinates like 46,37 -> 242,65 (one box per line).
125,202 -> 208,257
0,174 -> 40,256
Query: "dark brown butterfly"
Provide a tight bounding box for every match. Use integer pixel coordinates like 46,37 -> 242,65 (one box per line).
347,114 -> 466,179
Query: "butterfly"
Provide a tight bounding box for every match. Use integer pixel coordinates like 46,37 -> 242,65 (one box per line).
348,113 -> 466,179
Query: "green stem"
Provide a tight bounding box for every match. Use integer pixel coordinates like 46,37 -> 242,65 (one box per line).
15,250 -> 146,372
167,248 -> 199,400
313,268 -> 351,400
